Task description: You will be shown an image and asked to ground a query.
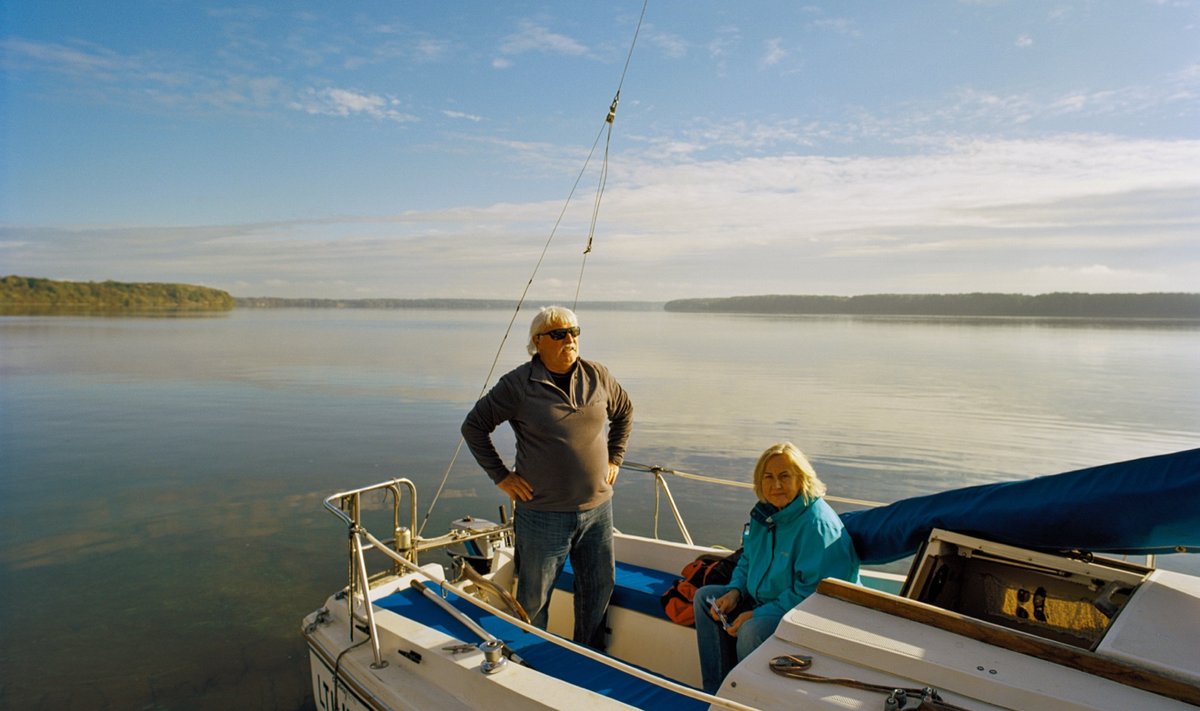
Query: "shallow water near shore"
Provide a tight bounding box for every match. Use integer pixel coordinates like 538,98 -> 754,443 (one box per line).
2,308 -> 1198,709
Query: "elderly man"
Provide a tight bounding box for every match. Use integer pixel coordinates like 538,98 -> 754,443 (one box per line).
462,305 -> 633,648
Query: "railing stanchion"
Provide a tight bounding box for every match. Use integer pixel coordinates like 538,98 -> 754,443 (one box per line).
352,530 -> 387,668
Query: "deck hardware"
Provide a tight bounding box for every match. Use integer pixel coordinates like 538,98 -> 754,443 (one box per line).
1093,580 -> 1134,618
480,640 -> 508,674
443,644 -> 477,655
770,654 -> 813,673
303,607 -> 331,635
884,687 -> 950,710
411,579 -> 532,668
398,649 -> 422,664
770,657 -> 972,710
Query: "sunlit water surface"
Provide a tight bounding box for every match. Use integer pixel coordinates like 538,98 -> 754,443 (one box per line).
2,308 -> 1197,709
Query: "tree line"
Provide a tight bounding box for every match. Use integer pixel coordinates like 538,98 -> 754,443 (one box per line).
664,293 -> 1200,319
1,276 -> 235,311
235,297 -> 660,311
6,277 -> 1196,318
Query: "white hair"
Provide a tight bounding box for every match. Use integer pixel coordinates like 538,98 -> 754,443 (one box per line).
527,305 -> 579,355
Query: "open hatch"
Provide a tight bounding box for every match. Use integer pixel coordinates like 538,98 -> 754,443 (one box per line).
901,529 -> 1149,650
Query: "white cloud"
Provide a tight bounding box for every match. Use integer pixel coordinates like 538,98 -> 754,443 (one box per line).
443,109 -> 483,122
414,38 -> 450,62
497,20 -> 589,58
760,38 -> 787,68
646,28 -> 688,59
1048,7 -> 1072,22
1016,34 -> 1034,48
705,26 -> 742,74
1,36 -> 278,115
290,87 -> 418,122
1,37 -> 127,75
808,17 -> 862,38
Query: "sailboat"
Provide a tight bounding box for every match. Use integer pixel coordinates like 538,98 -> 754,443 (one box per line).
302,448 -> 1200,710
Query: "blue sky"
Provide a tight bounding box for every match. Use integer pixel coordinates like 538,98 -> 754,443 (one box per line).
2,1 -> 1198,300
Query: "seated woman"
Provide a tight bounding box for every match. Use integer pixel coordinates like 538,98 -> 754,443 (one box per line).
693,442 -> 861,694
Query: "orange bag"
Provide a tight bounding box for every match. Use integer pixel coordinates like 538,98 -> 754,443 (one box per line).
659,549 -> 741,626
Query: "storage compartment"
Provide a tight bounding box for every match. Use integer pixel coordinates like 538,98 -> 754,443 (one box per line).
901,530 -> 1149,650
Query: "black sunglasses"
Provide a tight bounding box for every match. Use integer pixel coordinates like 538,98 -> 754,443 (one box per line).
538,326 -> 581,340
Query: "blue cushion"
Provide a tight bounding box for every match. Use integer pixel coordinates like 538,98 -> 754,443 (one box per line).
556,559 -> 679,619
377,586 -> 705,710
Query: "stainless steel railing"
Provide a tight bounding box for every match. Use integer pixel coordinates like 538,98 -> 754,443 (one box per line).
620,461 -> 884,545
319,465 -> 886,667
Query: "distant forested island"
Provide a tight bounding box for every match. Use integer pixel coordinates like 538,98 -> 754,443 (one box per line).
235,297 -> 661,311
665,293 -> 1200,319
5,278 -> 1196,319
1,276 -> 235,311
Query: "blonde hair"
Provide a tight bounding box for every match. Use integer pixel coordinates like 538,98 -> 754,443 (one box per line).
752,442 -> 827,505
527,305 -> 579,356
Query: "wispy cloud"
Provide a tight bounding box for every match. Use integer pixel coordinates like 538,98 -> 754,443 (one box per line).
2,36 -> 287,114
3,21 -> 448,121
443,109 -> 483,122
645,26 -> 688,59
808,17 -> 862,39
414,38 -> 451,62
760,38 -> 788,69
496,20 -> 589,61
7,134 -> 1196,298
703,26 -> 742,76
289,87 -> 418,122
1,37 -> 129,76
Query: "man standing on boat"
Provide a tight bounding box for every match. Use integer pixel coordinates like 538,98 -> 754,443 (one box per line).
462,305 -> 633,649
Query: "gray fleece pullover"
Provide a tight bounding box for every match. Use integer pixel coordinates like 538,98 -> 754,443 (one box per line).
461,356 -> 633,512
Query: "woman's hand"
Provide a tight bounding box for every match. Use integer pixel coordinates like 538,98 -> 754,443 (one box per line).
727,609 -> 753,636
713,589 -> 741,616
710,589 -> 752,635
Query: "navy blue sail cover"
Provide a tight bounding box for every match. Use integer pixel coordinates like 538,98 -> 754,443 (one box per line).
842,448 -> 1200,565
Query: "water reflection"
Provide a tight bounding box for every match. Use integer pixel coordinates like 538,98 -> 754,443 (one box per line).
1,308 -> 1198,709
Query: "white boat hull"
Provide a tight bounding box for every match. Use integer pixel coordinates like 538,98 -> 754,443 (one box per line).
306,466 -> 1200,711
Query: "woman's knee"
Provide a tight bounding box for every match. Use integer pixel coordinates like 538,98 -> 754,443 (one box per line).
735,614 -> 781,659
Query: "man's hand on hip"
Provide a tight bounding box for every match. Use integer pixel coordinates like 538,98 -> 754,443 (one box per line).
497,471 -> 533,502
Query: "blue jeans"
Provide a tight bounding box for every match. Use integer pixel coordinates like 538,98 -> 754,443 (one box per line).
513,500 -> 614,649
693,584 -> 782,694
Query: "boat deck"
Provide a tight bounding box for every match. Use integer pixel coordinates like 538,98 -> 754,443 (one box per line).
375,584 -> 709,710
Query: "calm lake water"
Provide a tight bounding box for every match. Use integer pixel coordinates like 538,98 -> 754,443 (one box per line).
2,308 -> 1198,710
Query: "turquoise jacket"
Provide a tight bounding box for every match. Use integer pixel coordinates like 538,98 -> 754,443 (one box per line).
728,495 -> 861,619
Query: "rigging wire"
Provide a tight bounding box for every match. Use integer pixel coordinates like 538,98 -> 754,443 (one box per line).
573,93 -> 618,308
418,0 -> 650,536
